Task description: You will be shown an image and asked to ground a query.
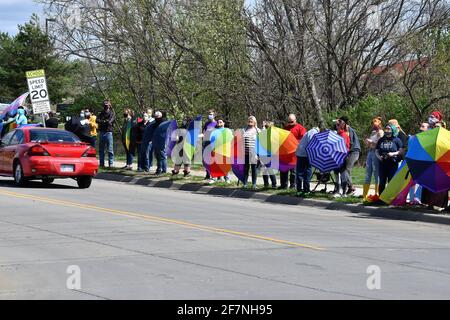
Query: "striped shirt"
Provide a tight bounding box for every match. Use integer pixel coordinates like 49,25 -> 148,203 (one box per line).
244,127 -> 259,155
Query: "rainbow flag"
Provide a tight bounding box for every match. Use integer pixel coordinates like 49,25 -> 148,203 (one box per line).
380,162 -> 414,205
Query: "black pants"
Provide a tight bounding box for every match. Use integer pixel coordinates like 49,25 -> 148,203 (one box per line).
244,154 -> 257,186
379,160 -> 399,195
280,169 -> 296,189
263,174 -> 277,188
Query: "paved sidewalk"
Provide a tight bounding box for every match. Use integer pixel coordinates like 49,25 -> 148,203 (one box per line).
111,160 -> 372,197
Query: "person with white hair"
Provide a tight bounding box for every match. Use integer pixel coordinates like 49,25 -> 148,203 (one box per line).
243,116 -> 261,189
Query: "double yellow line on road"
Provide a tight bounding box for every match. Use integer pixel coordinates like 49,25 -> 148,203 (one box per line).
0,189 -> 325,251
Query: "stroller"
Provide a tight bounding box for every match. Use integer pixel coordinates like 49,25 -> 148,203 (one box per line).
311,168 -> 336,193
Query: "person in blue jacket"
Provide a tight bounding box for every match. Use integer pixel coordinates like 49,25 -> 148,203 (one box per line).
2,106 -> 28,126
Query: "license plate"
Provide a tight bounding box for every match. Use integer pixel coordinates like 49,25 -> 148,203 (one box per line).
60,164 -> 75,172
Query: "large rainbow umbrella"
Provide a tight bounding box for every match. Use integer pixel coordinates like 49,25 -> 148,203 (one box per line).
203,128 -> 233,178
183,115 -> 202,161
153,120 -> 178,154
0,93 -> 30,137
231,129 -> 246,182
1,92 -> 29,119
256,126 -> 299,172
405,127 -> 450,193
306,130 -> 348,172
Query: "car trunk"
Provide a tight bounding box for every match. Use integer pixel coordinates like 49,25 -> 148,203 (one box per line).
37,142 -> 90,158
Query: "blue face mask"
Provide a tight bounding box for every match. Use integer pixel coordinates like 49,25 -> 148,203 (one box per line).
17,109 -> 25,116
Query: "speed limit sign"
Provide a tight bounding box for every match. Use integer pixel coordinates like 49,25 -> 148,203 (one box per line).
26,69 -> 51,114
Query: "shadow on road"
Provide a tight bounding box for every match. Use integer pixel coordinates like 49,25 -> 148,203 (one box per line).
0,177 -> 78,190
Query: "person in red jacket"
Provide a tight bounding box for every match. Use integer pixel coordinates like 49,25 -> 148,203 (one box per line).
279,114 -> 307,189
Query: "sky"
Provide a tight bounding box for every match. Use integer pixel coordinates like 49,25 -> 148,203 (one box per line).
0,0 -> 45,35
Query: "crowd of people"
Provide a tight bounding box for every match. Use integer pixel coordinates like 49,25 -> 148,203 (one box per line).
2,99 -> 448,211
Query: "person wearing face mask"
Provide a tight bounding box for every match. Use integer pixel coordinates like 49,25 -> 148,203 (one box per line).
136,112 -> 151,172
2,106 -> 28,127
388,119 -> 408,158
421,111 -> 449,211
260,120 -> 277,189
375,124 -> 404,195
96,100 -> 115,168
153,111 -> 168,175
172,116 -> 192,177
200,110 -> 218,181
428,111 -> 443,129
279,114 -> 307,189
363,117 -> 384,200
211,119 -> 231,184
121,108 -> 136,170
84,109 -> 98,147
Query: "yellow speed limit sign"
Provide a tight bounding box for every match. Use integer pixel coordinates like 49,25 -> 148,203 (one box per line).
26,69 -> 51,114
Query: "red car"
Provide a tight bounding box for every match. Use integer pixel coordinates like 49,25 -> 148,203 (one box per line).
0,127 -> 98,188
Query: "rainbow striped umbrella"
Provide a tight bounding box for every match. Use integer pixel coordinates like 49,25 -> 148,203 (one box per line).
1,92 -> 29,118
183,115 -> 202,161
306,130 -> 348,172
256,126 -> 299,173
231,129 -> 246,182
203,128 -> 233,178
406,127 -> 450,193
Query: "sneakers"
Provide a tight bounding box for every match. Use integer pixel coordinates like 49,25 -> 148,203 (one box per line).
346,186 -> 356,196
183,171 -> 191,177
171,170 -> 179,176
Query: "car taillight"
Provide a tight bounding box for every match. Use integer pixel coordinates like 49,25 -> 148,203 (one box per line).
82,147 -> 97,158
28,145 -> 50,156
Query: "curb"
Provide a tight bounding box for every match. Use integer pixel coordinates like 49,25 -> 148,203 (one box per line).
95,172 -> 450,226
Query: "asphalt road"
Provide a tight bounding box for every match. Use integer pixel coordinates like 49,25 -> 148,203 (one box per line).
1,177 -> 450,300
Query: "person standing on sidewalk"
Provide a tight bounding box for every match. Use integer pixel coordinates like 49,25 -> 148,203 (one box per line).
172,117 -> 192,177
201,110 -> 218,182
421,111 -> 449,211
363,117 -> 384,200
280,114 -> 306,189
97,100 -> 115,168
153,111 -> 168,175
338,116 -> 361,196
260,120 -> 277,189
136,112 -> 151,172
295,126 -> 319,196
376,123 -> 404,195
85,109 -> 98,147
243,116 -> 260,189
121,108 -> 136,170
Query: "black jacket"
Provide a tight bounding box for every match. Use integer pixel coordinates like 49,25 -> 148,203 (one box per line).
97,110 -> 115,132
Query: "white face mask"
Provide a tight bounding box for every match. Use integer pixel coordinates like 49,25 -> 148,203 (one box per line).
428,116 -> 438,125
208,114 -> 214,120
80,113 -> 85,118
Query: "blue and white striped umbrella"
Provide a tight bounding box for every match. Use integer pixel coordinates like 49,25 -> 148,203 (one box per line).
306,130 -> 348,172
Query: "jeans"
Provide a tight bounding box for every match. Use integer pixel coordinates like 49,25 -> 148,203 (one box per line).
155,147 -> 167,174
341,151 -> 360,190
140,142 -> 154,171
99,131 -> 114,167
126,146 -> 135,166
296,156 -> 313,192
379,160 -> 399,195
364,149 -> 380,185
90,136 -> 97,148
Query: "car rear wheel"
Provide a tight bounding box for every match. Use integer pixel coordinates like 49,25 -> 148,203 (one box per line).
14,163 -> 27,187
77,176 -> 92,189
42,178 -> 55,185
